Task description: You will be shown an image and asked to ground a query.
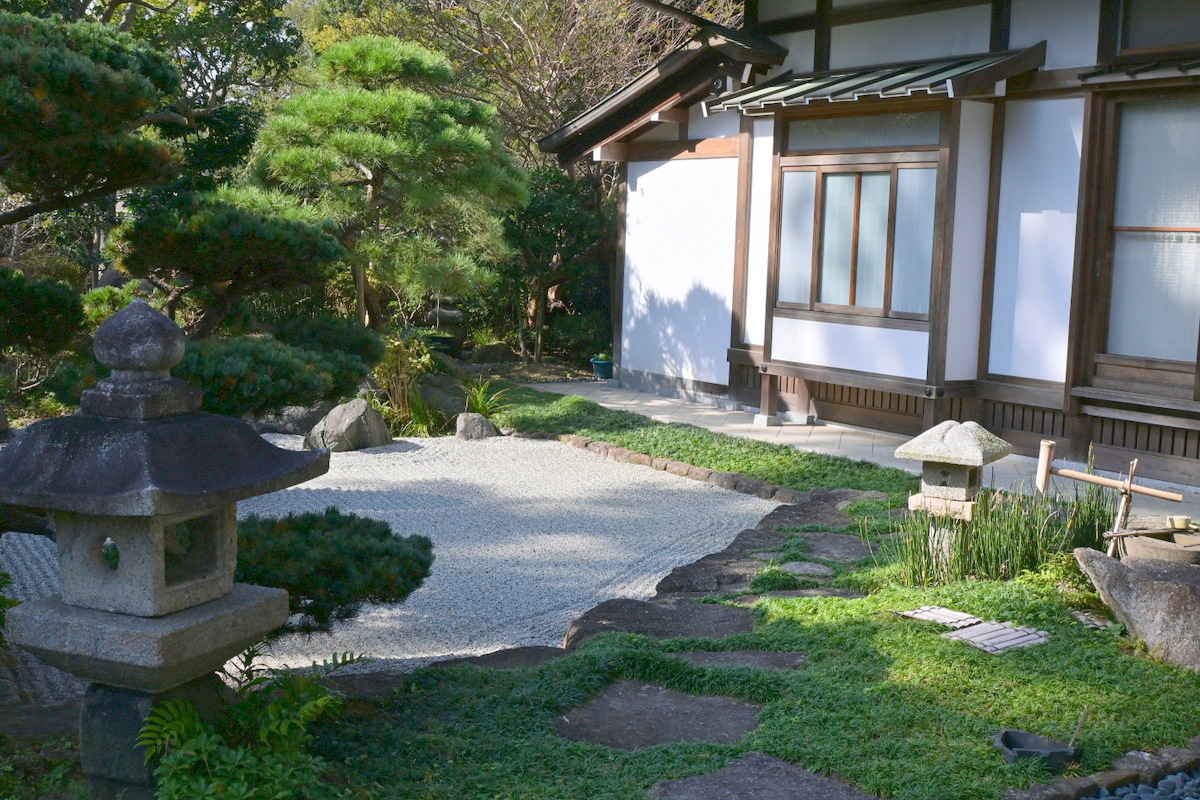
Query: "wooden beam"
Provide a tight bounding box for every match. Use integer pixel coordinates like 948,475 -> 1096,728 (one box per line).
989,0 -> 1011,52
814,0 -> 832,72
650,108 -> 690,124
743,0 -> 759,30
628,0 -> 714,28
1097,0 -> 1121,64
613,163 -> 628,375
949,40 -> 1045,97
593,142 -> 630,162
625,137 -> 740,161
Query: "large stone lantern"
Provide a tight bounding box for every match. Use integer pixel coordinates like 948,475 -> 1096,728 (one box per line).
0,301 -> 329,799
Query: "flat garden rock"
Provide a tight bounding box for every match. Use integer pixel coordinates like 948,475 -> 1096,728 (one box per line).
732,588 -> 867,605
750,551 -> 786,561
726,528 -> 788,553
654,550 -> 765,595
431,646 -> 566,670
555,680 -> 761,750
673,650 -> 807,670
648,751 -> 882,799
780,561 -> 835,577
564,599 -> 754,649
756,502 -> 854,532
794,531 -> 874,562
321,670 -> 408,701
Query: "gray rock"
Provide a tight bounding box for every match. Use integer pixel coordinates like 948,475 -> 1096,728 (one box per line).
321,670 -> 407,701
1110,750 -> 1171,784
794,531 -> 874,563
555,680 -> 762,750
469,342 -> 517,363
654,550 -> 766,595
779,561 -> 835,577
648,751 -> 882,799
756,502 -> 854,532
252,401 -> 336,435
563,598 -> 754,649
305,399 -> 392,452
673,650 -> 807,670
726,528 -> 788,553
1075,548 -> 1200,670
455,412 -> 500,440
417,375 -> 466,417
431,646 -> 567,670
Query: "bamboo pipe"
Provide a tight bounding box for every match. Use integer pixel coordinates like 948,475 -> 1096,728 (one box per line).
1035,440 -> 1183,502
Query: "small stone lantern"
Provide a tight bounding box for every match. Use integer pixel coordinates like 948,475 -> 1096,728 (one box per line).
894,420 -> 1011,522
0,301 -> 328,800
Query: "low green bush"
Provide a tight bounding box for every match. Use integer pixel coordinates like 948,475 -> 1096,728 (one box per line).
461,377 -> 512,418
175,336 -> 332,418
274,314 -> 385,369
139,649 -> 356,800
236,508 -> 434,634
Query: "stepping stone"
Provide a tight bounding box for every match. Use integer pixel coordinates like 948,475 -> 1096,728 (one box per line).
655,550 -> 766,595
941,622 -> 1049,653
757,502 -> 853,532
431,646 -> 567,670
564,599 -> 754,649
750,551 -> 786,561
732,588 -> 867,605
726,528 -> 788,553
794,532 -> 874,563
322,670 -> 408,701
779,561 -> 835,577
674,650 -> 807,670
555,680 -> 761,750
648,751 -> 882,799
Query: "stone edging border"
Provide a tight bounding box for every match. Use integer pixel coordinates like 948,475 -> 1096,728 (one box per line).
1003,740 -> 1200,800
510,432 -> 809,504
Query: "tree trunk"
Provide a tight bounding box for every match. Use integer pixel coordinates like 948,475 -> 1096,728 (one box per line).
190,293 -> 237,339
354,261 -> 367,327
533,276 -> 546,364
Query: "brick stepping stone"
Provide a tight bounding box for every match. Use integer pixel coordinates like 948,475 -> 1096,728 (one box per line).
648,752 -> 882,799
555,680 -> 761,750
431,646 -> 567,670
564,598 -> 754,649
673,650 -> 807,670
780,561 -> 835,577
732,588 -> 866,605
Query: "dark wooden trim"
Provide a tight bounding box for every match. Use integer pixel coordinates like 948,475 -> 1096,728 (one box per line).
814,0 -> 832,72
781,150 -> 941,165
989,0 -> 1011,52
763,360 -> 934,397
758,0 -> 988,36
976,378 -> 1065,409
976,99 -> 1006,386
848,172 -> 863,305
776,95 -> 949,121
924,102 -> 960,426
1094,352 -> 1194,371
759,114 -> 787,419
1081,403 -> 1200,433
1098,0 -> 1121,65
730,114 -> 755,381
1111,225 -> 1200,233
949,40 -> 1045,97
613,163 -> 629,373
728,346 -> 764,367
625,137 -> 740,162
743,0 -> 758,30
883,163 -> 899,316
1071,386 -> 1200,417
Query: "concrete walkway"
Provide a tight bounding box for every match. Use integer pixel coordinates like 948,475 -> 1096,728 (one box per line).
535,380 -> 1200,522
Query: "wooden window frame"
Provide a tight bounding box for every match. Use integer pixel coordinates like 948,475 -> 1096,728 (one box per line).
1099,0 -> 1200,65
1072,86 -> 1200,407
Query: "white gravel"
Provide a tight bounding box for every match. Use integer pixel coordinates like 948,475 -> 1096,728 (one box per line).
2,435 -> 776,699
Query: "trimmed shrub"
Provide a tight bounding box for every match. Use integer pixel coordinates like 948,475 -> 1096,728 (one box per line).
0,269 -> 84,355
274,314 -> 385,368
175,335 -> 333,418
236,508 -> 434,634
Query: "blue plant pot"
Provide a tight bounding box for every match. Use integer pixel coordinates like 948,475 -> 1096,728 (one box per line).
590,358 -> 613,380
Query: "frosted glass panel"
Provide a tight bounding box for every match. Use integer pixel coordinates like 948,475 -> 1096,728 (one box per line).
778,171 -> 816,304
1107,231 -> 1200,361
855,172 -> 889,308
819,174 -> 856,305
1114,99 -> 1200,228
1124,0 -> 1200,50
788,112 -> 940,151
892,167 -> 936,314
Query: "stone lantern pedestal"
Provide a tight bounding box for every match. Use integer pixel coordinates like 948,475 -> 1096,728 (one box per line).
0,301 -> 329,799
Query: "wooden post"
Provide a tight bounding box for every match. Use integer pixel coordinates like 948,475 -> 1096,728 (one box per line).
757,369 -> 781,426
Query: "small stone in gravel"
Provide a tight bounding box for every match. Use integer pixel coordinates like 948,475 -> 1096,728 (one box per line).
779,561 -> 835,577
648,751 -> 882,800
673,650 -> 807,670
564,599 -> 754,649
555,680 -> 761,750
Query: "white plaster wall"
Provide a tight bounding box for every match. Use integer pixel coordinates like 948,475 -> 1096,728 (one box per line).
689,107 -> 739,139
773,30 -> 816,75
945,100 -> 994,382
633,123 -> 681,142
1010,0 -> 1100,70
744,118 -> 775,346
623,158 -> 739,386
772,317 -> 929,379
831,5 -> 991,69
989,98 -> 1084,383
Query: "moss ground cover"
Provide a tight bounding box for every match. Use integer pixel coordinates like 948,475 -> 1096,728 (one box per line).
0,735 -> 84,799
494,388 -> 918,502
321,577 -> 1200,800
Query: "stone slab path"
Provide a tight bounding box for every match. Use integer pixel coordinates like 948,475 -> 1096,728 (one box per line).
648,752 -> 882,800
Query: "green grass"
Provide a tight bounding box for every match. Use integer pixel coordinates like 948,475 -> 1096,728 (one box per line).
321,580 -> 1200,800
494,389 -> 918,503
0,735 -> 84,799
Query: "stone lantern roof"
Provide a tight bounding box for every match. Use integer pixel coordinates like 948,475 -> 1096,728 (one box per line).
0,301 -> 328,516
894,420 -> 1012,467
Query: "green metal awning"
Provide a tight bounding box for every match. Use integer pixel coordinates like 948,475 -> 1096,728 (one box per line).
705,42 -> 1046,115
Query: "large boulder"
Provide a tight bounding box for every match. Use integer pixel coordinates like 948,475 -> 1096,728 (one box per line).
417,374 -> 465,418
252,400 -> 335,435
469,342 -> 517,364
304,399 -> 392,452
455,412 -> 500,440
1075,547 -> 1200,670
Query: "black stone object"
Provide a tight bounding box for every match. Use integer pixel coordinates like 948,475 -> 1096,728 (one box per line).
994,729 -> 1077,774
0,300 -> 328,516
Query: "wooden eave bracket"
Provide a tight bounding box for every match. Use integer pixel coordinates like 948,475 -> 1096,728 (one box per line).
949,40 -> 1046,98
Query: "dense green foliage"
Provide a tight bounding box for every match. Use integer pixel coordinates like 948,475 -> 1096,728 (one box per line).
0,12 -> 181,226
322,579 -> 1200,800
275,314 -> 385,369
494,388 -> 918,501
139,650 -> 354,800
237,508 -> 434,633
0,734 -> 83,799
0,268 -> 83,354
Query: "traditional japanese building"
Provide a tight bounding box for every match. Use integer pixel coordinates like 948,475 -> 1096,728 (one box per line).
541,0 -> 1200,483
